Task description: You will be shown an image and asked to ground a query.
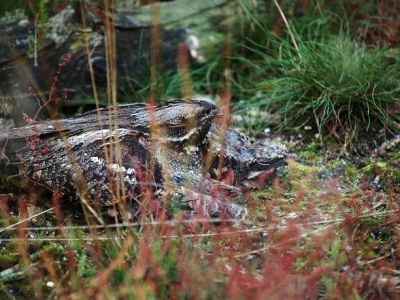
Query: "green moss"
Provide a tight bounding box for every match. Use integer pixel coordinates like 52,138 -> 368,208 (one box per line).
0,242 -> 20,264
298,142 -> 323,162
42,243 -> 65,257
360,158 -> 400,193
0,207 -> 21,228
344,165 -> 359,182
389,170 -> 400,188
293,257 -> 306,271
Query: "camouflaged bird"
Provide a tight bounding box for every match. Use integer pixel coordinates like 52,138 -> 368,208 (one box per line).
0,98 -> 295,220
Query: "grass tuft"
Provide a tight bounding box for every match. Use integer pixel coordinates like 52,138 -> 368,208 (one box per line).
261,36 -> 399,144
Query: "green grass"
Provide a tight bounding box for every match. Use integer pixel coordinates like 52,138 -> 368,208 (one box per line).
259,36 -> 399,144
226,1 -> 400,143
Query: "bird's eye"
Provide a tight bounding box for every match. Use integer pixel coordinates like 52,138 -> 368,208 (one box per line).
168,122 -> 186,128
167,117 -> 187,128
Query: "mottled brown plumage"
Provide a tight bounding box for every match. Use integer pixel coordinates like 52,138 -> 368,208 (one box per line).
0,98 -> 295,220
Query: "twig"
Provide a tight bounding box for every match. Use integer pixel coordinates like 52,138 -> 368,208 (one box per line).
0,207 -> 54,233
273,0 -> 302,59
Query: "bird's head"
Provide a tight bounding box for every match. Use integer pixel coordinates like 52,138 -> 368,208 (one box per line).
129,98 -> 220,146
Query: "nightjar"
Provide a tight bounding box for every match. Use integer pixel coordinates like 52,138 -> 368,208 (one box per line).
0,98 -> 295,220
